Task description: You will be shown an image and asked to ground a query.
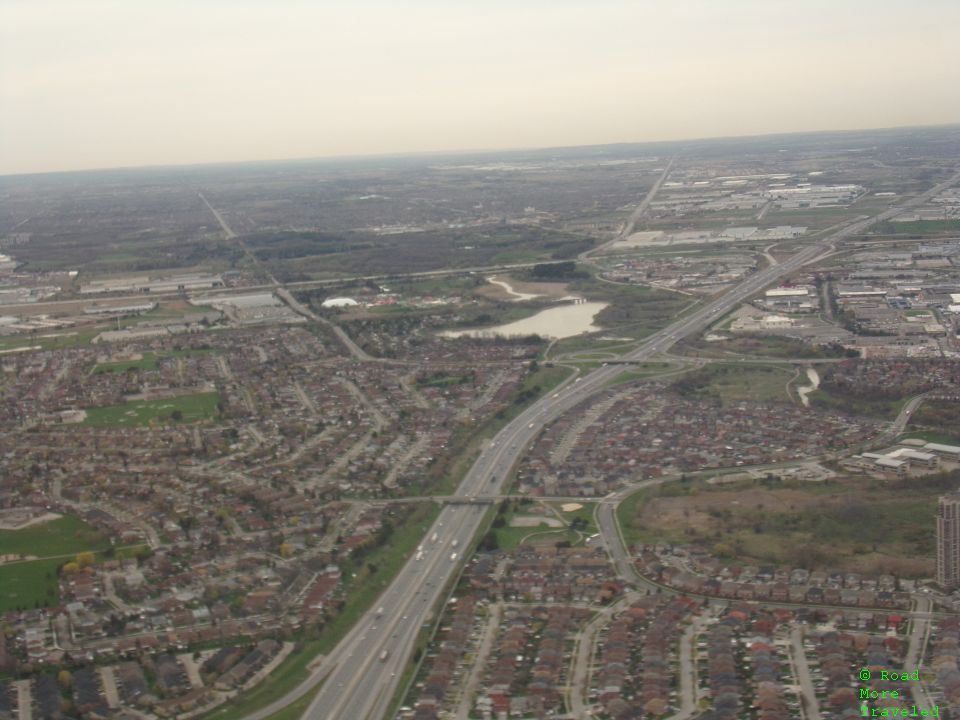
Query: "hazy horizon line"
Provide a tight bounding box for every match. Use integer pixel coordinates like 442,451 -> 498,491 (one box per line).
3,120 -> 959,181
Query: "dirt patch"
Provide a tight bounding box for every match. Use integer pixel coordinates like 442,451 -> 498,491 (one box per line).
0,509 -> 62,530
509,516 -> 564,528
499,277 -> 571,297
59,409 -> 87,424
475,275 -> 571,303
640,488 -> 820,534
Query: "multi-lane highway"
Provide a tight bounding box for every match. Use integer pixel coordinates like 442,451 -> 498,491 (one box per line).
243,170 -> 960,720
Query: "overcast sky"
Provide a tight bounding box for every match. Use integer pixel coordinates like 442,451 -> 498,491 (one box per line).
2,0 -> 959,175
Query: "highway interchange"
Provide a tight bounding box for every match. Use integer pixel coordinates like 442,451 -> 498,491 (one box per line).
241,170 -> 960,720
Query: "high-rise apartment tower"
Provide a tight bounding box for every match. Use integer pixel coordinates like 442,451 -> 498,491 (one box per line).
937,493 -> 960,589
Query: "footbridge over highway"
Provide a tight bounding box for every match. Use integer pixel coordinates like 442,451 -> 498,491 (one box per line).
367,494 -> 594,506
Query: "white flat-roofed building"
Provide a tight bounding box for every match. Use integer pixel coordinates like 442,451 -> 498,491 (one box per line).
837,285 -> 886,297
199,292 -> 280,308
720,226 -> 758,240
925,443 -> 960,459
84,303 -> 157,315
81,273 -> 223,294
902,450 -> 939,467
874,457 -> 907,475
888,448 -> 939,467
766,288 -> 809,298
760,314 -> 793,329
752,226 -> 807,240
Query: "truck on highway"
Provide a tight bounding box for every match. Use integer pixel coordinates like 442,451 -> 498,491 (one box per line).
431,532 -> 438,543
376,606 -> 384,617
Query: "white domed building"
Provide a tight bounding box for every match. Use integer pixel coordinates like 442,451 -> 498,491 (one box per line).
321,297 -> 359,309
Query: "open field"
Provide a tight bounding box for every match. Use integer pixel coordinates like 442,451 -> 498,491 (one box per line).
0,515 -> 110,558
92,351 -> 160,373
92,346 -> 221,374
79,391 -> 221,426
546,500 -> 598,535
906,401 -> 960,441
0,557 -> 65,612
679,333 -> 851,360
0,329 -> 100,353
618,473 -> 948,576
474,275 -> 572,303
808,386 -> 906,420
492,520 -> 568,551
876,219 -> 960,235
670,362 -> 796,406
0,515 -> 117,613
488,499 -> 597,551
605,362 -> 689,387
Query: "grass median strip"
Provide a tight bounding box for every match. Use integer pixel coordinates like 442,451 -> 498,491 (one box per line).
199,502 -> 440,720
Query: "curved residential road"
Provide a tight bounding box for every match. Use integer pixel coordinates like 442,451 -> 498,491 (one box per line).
275,287 -> 375,362
236,170 -> 960,720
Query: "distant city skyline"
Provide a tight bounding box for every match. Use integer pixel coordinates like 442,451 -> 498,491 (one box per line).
2,0 -> 959,176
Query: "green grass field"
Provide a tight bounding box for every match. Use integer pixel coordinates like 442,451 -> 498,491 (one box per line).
605,362 -> 687,387
682,334 -> 848,360
92,351 -> 160,374
92,347 -> 219,374
0,515 -> 110,558
877,219 -> 960,235
493,523 -> 568,551
263,686 -> 324,720
0,557 -> 65,612
671,362 -> 795,406
0,329 -> 100,353
547,501 -> 598,533
808,387 -> 907,420
80,391 -> 221,426
0,515 -> 117,613
489,500 -> 596,551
